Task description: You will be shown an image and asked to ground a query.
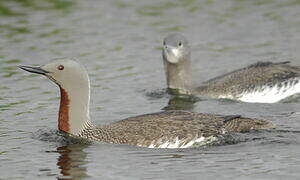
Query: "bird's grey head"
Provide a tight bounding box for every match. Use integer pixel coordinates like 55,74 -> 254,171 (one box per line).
19,58 -> 89,90
162,33 -> 190,64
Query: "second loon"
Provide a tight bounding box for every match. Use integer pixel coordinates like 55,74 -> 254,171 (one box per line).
162,33 -> 300,103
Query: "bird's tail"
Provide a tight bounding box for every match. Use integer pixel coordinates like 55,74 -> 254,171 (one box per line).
224,117 -> 276,133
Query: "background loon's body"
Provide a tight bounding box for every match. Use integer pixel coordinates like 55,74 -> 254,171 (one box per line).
195,61 -> 300,103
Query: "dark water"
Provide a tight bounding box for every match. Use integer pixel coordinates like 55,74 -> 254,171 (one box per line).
0,0 -> 300,179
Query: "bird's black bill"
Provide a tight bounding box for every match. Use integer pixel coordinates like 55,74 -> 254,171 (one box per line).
18,65 -> 50,75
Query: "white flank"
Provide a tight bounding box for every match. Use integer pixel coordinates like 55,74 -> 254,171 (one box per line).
238,78 -> 300,103
147,136 -> 206,149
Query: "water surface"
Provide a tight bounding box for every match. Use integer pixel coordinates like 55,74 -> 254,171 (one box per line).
0,0 -> 300,179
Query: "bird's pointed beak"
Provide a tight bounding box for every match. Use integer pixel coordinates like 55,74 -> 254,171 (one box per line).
18,65 -> 50,75
164,45 -> 179,56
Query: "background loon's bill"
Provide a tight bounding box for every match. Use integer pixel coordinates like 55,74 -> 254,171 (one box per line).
19,59 -> 275,148
162,33 -> 300,103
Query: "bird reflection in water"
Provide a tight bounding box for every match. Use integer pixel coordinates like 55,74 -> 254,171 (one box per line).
163,94 -> 200,110
56,144 -> 90,180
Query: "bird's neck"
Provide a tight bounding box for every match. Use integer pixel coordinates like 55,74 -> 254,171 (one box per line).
58,83 -> 92,136
164,57 -> 193,95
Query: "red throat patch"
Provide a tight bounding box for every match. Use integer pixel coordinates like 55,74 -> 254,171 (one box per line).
58,88 -> 70,132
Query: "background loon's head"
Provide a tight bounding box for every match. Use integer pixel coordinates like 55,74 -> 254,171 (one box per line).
162,33 -> 191,64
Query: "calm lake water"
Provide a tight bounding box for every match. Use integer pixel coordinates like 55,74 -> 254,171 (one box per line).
0,0 -> 300,179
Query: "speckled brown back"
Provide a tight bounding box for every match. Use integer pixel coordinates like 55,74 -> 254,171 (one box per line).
195,61 -> 300,98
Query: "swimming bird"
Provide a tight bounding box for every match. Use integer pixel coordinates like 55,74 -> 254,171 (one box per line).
162,33 -> 300,103
19,59 -> 275,148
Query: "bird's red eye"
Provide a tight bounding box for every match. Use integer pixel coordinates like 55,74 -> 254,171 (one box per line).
57,65 -> 64,70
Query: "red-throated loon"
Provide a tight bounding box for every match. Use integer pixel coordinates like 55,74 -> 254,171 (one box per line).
162,33 -> 300,103
19,58 -> 275,148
